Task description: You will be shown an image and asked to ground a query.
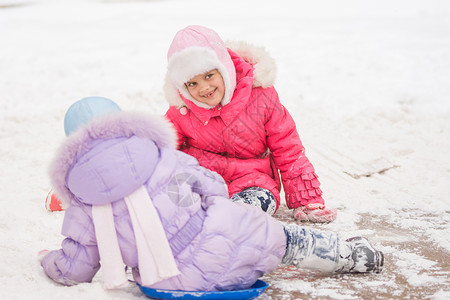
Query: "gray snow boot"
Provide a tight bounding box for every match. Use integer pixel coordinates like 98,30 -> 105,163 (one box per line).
336,236 -> 384,273
281,224 -> 384,274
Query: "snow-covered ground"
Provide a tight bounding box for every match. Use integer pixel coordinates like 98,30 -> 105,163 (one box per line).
1,0 -> 449,299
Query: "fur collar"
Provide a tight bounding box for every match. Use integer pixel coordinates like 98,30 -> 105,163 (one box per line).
164,41 -> 277,108
49,112 -> 177,209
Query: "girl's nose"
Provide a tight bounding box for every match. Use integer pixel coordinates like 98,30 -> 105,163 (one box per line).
199,81 -> 209,93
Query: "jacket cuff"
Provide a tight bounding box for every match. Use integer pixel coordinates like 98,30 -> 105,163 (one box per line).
283,171 -> 324,209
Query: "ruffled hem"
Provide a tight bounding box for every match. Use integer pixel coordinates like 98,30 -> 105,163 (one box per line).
283,170 -> 324,209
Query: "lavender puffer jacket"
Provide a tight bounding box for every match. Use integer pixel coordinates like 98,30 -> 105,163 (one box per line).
41,112 -> 286,291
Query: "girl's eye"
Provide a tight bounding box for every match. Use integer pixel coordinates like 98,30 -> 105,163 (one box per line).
205,73 -> 214,79
187,82 -> 196,88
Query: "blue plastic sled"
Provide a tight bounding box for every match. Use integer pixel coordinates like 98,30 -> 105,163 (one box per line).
138,280 -> 269,300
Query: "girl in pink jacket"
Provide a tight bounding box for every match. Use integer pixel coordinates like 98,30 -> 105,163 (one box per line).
164,25 -> 336,222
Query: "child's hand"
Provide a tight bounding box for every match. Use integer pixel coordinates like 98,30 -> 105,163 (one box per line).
293,205 -> 337,223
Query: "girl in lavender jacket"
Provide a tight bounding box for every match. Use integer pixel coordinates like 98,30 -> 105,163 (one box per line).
40,97 -> 383,292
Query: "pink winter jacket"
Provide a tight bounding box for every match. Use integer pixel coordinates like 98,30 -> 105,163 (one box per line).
165,44 -> 324,211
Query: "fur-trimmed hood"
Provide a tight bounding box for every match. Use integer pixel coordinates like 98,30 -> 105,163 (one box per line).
49,112 -> 177,209
164,40 -> 277,109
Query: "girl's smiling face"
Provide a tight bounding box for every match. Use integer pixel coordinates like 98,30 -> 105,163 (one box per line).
185,69 -> 225,107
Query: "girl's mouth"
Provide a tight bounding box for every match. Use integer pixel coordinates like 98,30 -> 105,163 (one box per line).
202,88 -> 216,98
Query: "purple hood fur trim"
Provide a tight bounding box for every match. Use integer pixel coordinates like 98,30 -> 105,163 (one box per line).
49,112 -> 177,209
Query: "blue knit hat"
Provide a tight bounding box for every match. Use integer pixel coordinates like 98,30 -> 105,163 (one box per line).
64,96 -> 122,136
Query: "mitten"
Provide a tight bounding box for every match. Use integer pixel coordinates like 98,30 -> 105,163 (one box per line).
293,203 -> 337,223
45,188 -> 63,211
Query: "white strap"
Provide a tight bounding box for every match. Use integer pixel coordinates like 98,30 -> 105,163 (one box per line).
92,203 -> 128,289
125,186 -> 180,286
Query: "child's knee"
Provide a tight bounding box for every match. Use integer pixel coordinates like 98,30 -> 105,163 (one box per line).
231,187 -> 276,215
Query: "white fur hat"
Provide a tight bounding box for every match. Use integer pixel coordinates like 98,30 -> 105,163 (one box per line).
166,25 -> 237,109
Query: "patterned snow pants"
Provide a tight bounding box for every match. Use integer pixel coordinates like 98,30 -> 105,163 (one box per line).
232,188 -> 352,273
280,223 -> 345,272
231,187 -> 277,215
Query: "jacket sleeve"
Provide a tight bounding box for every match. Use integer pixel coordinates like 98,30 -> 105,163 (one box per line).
263,88 -> 324,209
41,203 -> 100,285
165,107 -> 188,149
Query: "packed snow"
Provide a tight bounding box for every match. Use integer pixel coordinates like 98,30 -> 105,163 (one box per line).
0,0 -> 449,299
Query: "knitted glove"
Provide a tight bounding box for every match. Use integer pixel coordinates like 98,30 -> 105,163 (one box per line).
293,203 -> 337,223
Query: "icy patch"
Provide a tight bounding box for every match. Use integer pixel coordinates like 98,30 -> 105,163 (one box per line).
273,279 -> 359,299
427,227 -> 450,253
274,279 -> 314,293
394,251 -> 444,286
432,289 -> 450,300
343,157 -> 398,179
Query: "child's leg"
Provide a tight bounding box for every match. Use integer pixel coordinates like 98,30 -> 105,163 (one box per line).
280,223 -> 384,273
231,187 -> 276,215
